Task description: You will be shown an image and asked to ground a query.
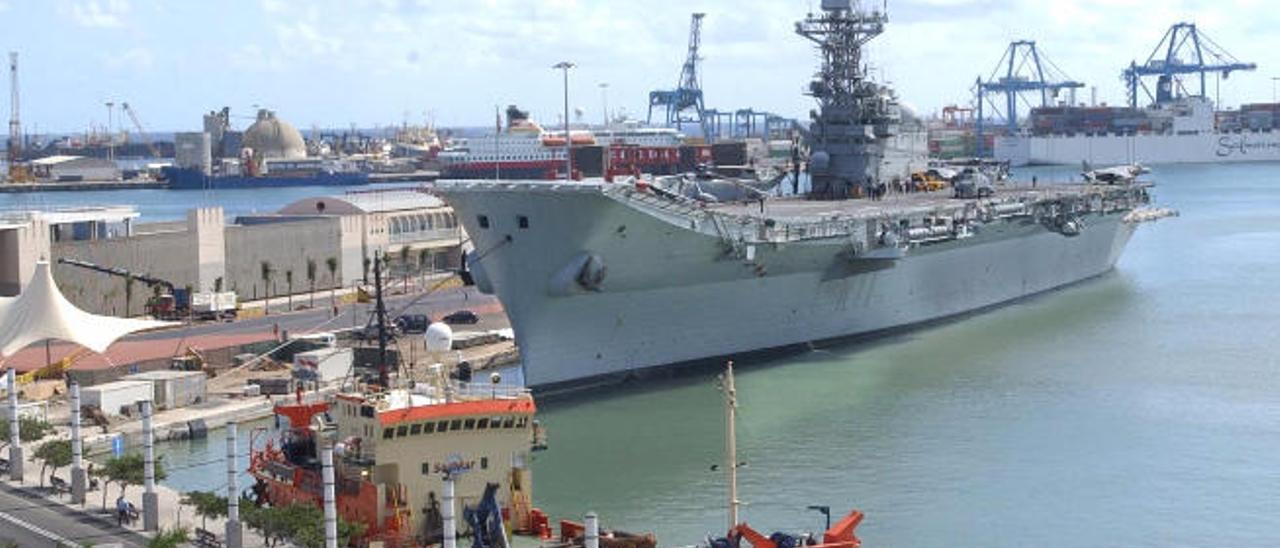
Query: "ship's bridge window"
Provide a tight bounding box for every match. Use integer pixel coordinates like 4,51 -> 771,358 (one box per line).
502,417 -> 515,429
477,215 -> 490,229
396,425 -> 409,438
361,406 -> 375,418
437,420 -> 449,433
383,428 -> 394,440
476,418 -> 490,430
424,422 -> 436,434
518,216 -> 529,229
450,419 -> 462,431
464,418 -> 476,430
480,457 -> 489,470
410,423 -> 422,436
421,462 -> 431,475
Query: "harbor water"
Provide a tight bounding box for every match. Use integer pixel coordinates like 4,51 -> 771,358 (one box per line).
126,163 -> 1279,546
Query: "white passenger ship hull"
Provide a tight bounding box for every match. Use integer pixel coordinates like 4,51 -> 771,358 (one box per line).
996,132 -> 1280,166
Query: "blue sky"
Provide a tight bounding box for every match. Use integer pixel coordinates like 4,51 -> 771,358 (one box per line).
2,0 -> 1275,133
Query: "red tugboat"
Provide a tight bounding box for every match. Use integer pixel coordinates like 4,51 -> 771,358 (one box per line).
249,381 -> 545,547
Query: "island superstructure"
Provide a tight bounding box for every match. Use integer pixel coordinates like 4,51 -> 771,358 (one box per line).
433,1 -> 1169,390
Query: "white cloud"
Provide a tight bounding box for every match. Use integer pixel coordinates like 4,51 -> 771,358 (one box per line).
66,0 -> 130,29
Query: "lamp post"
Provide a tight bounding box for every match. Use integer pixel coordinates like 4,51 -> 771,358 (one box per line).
598,82 -> 610,126
553,61 -> 575,181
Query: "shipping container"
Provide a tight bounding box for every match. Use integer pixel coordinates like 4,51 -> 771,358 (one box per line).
82,380 -> 153,417
293,347 -> 354,384
123,370 -> 208,410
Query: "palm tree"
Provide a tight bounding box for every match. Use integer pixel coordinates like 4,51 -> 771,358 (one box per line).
306,258 -> 318,308
123,277 -> 134,317
399,247 -> 411,291
325,257 -> 339,308
285,269 -> 294,311
418,248 -> 432,285
260,261 -> 273,315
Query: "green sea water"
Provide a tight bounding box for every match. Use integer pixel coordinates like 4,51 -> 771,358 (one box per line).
527,163 -> 1280,546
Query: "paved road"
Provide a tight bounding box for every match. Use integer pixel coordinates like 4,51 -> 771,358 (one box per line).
132,285 -> 504,342
0,484 -> 148,547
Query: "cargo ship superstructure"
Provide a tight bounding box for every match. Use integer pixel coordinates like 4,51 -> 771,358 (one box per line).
433,1 -> 1168,390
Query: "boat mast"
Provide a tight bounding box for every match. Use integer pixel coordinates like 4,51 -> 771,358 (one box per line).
724,360 -> 739,531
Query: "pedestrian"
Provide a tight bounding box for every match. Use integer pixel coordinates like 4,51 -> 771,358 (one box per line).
1032,175 -> 1038,188
116,494 -> 128,526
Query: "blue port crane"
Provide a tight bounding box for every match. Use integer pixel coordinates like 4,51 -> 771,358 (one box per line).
1122,22 -> 1256,108
648,13 -> 711,138
975,40 -> 1084,156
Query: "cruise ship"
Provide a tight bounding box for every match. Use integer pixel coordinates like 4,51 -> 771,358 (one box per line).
433,1 -> 1168,390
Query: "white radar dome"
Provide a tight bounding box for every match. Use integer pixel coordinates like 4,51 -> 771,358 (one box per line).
424,322 -> 454,353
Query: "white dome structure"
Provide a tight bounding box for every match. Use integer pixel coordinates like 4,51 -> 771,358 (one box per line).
423,322 -> 453,353
242,109 -> 307,160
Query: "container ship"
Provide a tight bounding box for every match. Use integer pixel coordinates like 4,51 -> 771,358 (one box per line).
432,1 -> 1170,390
995,23 -> 1279,166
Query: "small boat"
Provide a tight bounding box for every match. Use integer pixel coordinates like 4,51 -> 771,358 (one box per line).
702,362 -> 866,548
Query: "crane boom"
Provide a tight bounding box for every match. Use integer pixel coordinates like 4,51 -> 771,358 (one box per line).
56,258 -> 176,292
122,102 -> 162,158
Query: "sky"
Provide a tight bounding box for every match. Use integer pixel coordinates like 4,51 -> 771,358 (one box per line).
1,0 -> 1276,134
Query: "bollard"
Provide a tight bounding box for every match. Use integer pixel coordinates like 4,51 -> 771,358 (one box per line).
225,422 -> 242,548
141,400 -> 158,531
442,474 -> 457,548
7,369 -> 22,482
70,382 -> 86,504
585,512 -> 600,548
321,445 -> 338,548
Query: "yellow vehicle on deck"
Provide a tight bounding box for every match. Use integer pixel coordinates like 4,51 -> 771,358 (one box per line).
910,169 -> 952,192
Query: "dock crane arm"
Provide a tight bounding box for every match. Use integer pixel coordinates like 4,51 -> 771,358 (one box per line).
121,102 -> 162,158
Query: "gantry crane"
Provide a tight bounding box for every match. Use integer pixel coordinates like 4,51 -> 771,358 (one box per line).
975,40 -> 1084,156
7,51 -> 30,183
1122,22 -> 1256,108
648,13 -> 711,138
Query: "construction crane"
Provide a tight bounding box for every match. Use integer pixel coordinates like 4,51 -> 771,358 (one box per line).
1122,22 -> 1256,108
56,258 -> 189,319
648,13 -> 711,138
121,102 -> 162,158
7,51 -> 30,183
975,40 -> 1084,156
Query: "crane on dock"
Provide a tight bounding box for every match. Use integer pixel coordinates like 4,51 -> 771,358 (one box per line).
1123,22 -> 1256,108
648,13 -> 711,138
122,102 -> 162,158
974,40 -> 1084,156
7,51 -> 31,183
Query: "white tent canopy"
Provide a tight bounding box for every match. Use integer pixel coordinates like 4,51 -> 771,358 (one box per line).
0,262 -> 174,359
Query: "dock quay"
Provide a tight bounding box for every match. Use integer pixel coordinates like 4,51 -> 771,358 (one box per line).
368,169 -> 440,183
0,180 -> 167,193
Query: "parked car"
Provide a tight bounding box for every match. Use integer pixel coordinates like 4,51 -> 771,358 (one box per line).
442,310 -> 480,325
395,314 -> 430,334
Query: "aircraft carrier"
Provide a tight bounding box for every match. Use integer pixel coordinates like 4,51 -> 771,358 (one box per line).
434,1 -> 1167,390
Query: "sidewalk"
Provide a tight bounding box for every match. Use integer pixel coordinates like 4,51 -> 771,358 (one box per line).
5,429 -> 269,546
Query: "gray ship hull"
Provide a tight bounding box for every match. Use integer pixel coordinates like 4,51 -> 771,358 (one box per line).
437,182 -> 1141,389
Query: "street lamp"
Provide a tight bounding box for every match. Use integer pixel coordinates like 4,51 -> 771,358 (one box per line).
553,61 -> 575,181
598,82 -> 610,126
